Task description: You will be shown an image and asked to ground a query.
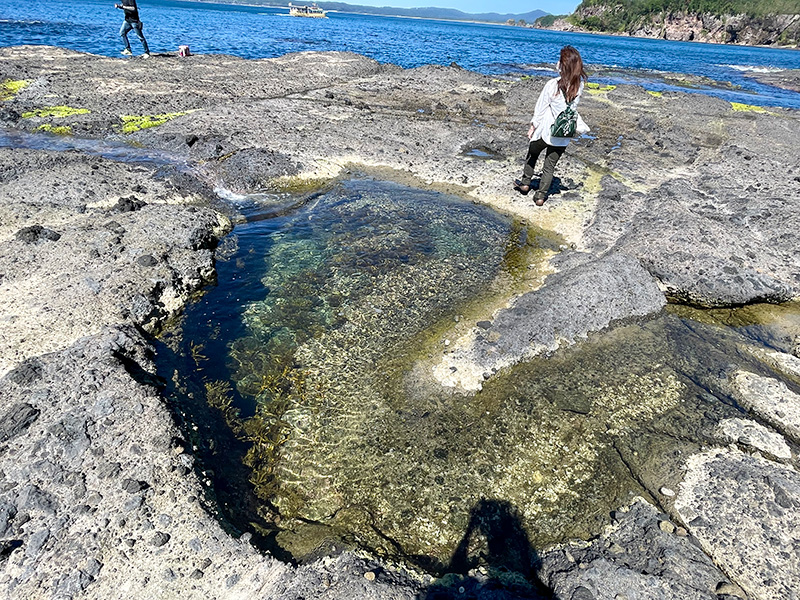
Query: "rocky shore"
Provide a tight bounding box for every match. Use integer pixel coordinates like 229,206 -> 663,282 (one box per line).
1,45 -> 800,599
536,10 -> 800,47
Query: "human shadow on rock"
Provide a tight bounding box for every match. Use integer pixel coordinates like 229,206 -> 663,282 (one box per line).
421,499 -> 553,600
531,176 -> 567,198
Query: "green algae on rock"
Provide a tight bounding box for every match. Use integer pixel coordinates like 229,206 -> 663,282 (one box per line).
21,105 -> 90,118
585,82 -> 617,95
268,175 -> 331,194
0,79 -> 29,101
730,101 -> 775,114
119,112 -> 190,134
35,124 -> 72,135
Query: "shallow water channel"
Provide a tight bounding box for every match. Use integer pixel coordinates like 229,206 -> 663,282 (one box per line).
162,176 -> 799,576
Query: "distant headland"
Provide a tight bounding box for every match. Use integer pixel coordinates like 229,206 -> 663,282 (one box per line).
176,0 -> 549,25
534,0 -> 800,47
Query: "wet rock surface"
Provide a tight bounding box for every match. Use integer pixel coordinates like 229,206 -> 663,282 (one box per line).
0,45 -> 799,599
744,68 -> 800,93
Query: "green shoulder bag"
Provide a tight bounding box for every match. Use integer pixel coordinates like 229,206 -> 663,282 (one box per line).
551,101 -> 578,138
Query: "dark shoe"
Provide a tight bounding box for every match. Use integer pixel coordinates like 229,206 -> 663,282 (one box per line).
534,194 -> 546,206
513,179 -> 530,196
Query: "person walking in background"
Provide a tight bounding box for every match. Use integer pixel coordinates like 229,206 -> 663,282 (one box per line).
115,0 -> 150,57
514,46 -> 588,206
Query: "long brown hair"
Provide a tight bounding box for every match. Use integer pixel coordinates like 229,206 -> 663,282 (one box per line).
557,46 -> 588,103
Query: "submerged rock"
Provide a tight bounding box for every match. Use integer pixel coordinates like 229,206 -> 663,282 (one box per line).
433,252 -> 665,391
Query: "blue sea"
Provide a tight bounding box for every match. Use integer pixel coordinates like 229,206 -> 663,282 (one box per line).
1,0 -> 799,108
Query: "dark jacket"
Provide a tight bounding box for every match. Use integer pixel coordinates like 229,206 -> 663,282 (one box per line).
121,0 -> 140,22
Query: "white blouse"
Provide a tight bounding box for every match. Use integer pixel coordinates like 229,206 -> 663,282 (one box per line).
530,77 -> 587,147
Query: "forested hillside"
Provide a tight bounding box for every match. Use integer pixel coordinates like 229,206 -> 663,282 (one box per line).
537,0 -> 800,45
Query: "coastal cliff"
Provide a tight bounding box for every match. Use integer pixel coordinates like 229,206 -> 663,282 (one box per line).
536,0 -> 800,46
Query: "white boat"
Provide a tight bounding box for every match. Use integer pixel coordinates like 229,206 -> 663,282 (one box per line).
288,3 -> 326,18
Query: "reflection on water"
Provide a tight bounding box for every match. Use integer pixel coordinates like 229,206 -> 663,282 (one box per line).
173,177 -> 800,575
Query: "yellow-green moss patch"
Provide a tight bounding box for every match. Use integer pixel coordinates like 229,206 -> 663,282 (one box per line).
119,112 -> 189,134
1,79 -> 29,101
730,102 -> 771,114
22,106 -> 90,119
667,301 -> 800,328
36,124 -> 72,135
586,82 -> 617,95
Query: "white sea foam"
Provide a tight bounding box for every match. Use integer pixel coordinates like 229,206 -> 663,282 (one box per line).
215,186 -> 288,207
214,187 -> 251,203
722,64 -> 785,73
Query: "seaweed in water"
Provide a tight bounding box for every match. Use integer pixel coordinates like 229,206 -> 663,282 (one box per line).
204,366 -> 306,503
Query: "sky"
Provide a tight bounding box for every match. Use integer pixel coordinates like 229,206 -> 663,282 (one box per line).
343,0 -> 582,15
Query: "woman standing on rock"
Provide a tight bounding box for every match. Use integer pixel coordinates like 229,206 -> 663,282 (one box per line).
514,45 -> 588,206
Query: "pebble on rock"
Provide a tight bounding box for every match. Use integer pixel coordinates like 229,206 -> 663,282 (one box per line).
608,542 -> 625,554
15,225 -> 61,244
659,486 -> 675,497
121,479 -> 147,494
150,532 -> 170,547
136,254 -> 158,267
658,520 -> 675,533
716,581 -> 746,598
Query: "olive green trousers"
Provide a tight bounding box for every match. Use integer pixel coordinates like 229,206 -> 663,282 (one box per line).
520,138 -> 566,200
